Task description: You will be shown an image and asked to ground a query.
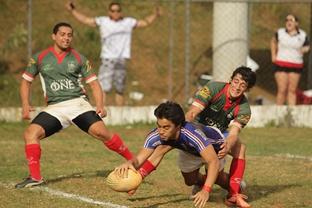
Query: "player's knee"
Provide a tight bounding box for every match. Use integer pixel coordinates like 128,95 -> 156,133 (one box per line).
90,129 -> 112,141
23,125 -> 44,143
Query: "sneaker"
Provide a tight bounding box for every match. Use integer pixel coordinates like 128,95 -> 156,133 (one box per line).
225,194 -> 251,208
15,177 -> 44,189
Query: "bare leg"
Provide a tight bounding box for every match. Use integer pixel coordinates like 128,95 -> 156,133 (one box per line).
275,71 -> 288,105
287,72 -> 300,105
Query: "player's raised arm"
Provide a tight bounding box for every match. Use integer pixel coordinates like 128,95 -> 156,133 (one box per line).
66,2 -> 97,27
136,6 -> 161,28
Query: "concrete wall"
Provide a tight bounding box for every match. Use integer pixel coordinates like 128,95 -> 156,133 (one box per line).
1,105 -> 312,128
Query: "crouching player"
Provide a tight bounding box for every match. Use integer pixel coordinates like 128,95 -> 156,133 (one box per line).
115,101 -> 225,208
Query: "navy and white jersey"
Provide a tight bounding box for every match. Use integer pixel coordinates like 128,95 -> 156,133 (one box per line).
143,122 -> 224,157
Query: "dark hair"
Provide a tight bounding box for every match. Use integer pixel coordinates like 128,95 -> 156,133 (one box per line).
154,101 -> 185,126
231,66 -> 256,89
287,14 -> 299,22
108,2 -> 122,11
53,22 -> 73,34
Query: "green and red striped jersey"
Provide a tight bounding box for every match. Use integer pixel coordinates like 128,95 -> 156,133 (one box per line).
23,47 -> 97,104
192,82 -> 251,132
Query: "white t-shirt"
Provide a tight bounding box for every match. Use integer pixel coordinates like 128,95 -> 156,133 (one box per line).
95,16 -> 137,59
275,28 -> 309,68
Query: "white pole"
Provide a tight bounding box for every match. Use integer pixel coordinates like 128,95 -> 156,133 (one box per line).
213,2 -> 248,82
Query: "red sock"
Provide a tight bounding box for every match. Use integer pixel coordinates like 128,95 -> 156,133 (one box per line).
229,158 -> 245,195
25,144 -> 42,181
138,160 -> 156,179
104,134 -> 133,160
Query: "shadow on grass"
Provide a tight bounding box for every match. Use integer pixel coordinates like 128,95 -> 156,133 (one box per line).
45,169 -> 112,184
247,183 -> 301,202
133,195 -> 189,208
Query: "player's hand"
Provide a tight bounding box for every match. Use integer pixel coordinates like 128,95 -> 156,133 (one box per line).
218,141 -> 230,159
65,1 -> 75,11
96,107 -> 107,118
190,190 -> 210,208
127,188 -> 138,196
22,104 -> 34,120
154,6 -> 162,17
114,161 -> 136,178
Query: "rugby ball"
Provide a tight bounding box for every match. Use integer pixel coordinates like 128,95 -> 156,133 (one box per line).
106,169 -> 142,192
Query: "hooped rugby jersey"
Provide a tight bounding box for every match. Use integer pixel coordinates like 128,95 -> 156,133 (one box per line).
192,82 -> 251,132
143,122 -> 224,157
22,47 -> 97,104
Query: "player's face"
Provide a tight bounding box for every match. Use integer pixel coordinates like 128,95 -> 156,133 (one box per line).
285,15 -> 298,32
156,118 -> 180,141
52,26 -> 73,51
109,5 -> 122,21
229,74 -> 248,99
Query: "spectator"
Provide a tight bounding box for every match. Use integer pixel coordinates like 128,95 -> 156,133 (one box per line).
66,2 -> 161,106
271,14 -> 310,105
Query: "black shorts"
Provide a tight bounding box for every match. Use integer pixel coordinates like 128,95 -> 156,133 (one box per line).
32,111 -> 102,137
273,64 -> 302,74
31,112 -> 62,137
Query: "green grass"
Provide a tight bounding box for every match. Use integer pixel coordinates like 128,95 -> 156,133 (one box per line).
1,123 -> 311,208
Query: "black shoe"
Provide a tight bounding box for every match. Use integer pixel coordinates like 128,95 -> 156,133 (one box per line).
15,177 -> 44,189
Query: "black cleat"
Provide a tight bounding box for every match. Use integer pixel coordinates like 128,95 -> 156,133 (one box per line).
15,177 -> 44,189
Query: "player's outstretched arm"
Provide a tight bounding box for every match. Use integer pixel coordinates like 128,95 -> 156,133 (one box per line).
218,125 -> 240,159
136,6 -> 161,28
65,2 -> 97,27
191,145 -> 219,208
115,147 -> 154,178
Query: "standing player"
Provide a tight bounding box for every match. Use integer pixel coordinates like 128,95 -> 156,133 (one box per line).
115,101 -> 223,208
15,22 -> 133,188
185,66 -> 256,208
66,2 -> 160,106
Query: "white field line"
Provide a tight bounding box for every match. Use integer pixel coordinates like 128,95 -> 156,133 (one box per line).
0,182 -> 128,208
274,153 -> 312,161
248,154 -> 312,162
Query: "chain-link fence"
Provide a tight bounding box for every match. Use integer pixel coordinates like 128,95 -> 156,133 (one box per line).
1,0 -> 312,106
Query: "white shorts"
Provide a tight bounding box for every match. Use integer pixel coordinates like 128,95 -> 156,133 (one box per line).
177,150 -> 225,173
42,97 -> 95,129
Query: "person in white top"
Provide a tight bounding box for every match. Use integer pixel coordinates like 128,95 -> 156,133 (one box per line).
66,2 -> 160,106
271,14 -> 310,105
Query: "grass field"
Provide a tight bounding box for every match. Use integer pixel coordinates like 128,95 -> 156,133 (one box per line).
1,122 -> 312,208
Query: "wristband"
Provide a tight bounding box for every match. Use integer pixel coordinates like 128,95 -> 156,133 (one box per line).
138,160 -> 156,179
202,185 -> 212,193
